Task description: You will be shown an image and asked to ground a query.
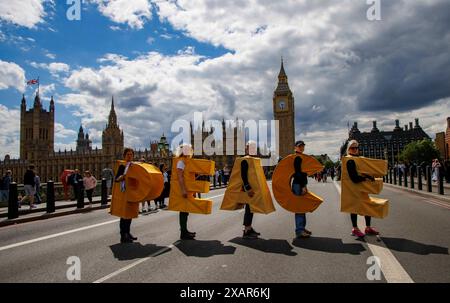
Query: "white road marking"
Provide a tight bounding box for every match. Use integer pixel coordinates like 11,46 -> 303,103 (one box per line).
0,219 -> 119,252
333,181 -> 414,283
207,194 -> 225,200
0,194 -> 225,252
94,194 -> 227,282
93,241 -> 180,283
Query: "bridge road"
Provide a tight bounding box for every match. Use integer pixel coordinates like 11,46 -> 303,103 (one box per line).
0,179 -> 448,283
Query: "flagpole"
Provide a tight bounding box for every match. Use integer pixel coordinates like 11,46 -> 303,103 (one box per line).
37,76 -> 40,96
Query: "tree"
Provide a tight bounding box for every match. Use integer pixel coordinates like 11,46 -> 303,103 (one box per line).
399,139 -> 440,165
324,160 -> 335,169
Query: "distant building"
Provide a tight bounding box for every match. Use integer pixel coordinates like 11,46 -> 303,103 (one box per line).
346,119 -> 430,166
0,94 -> 125,182
435,117 -> 450,161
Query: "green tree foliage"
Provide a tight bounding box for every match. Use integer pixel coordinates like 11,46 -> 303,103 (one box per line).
324,160 -> 335,169
399,139 -> 440,165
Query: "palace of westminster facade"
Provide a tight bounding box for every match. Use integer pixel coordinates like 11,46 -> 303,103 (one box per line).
0,61 -> 297,182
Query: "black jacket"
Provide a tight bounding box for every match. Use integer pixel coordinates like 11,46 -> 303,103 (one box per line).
241,160 -> 252,192
23,170 -> 35,186
292,155 -> 308,187
347,158 -> 372,183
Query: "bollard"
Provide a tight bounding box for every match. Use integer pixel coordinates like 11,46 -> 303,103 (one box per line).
426,166 -> 432,193
76,185 -> 84,209
389,169 -> 393,184
394,169 -> 397,185
418,167 -> 423,190
101,178 -> 107,206
399,171 -> 402,186
8,182 -> 19,219
438,173 -> 444,195
46,181 -> 55,213
404,170 -> 408,187
410,167 -> 414,189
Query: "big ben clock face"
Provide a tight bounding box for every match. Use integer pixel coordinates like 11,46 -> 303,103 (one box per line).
277,100 -> 286,111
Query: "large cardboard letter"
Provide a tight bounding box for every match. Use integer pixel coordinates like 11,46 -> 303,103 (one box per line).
341,156 -> 388,218
221,157 -> 275,214
110,161 -> 164,219
272,154 -> 324,213
168,158 -> 215,214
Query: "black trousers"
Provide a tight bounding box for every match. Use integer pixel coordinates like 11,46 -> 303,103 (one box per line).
350,214 -> 371,227
86,189 -> 94,203
120,218 -> 132,235
243,204 -> 253,227
179,212 -> 189,232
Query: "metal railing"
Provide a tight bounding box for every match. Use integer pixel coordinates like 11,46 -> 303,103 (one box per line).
6,179 -> 109,219
384,166 -> 446,196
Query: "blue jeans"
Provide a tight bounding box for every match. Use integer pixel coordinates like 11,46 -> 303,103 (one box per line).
292,183 -> 306,234
0,190 -> 8,202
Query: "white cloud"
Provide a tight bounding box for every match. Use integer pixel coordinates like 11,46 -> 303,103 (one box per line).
29,61 -> 70,79
93,0 -> 152,29
53,0 -> 450,158
0,105 -> 20,159
45,52 -> 56,60
0,60 -> 26,92
0,0 -> 46,28
55,123 -> 77,139
146,36 -> 154,45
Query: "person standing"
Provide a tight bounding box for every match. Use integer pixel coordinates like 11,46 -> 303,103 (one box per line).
432,159 -> 441,183
0,170 -> 12,203
160,164 -> 169,209
154,163 -> 168,209
34,174 -> 42,204
20,165 -> 36,209
113,148 -> 138,243
101,168 -> 114,196
69,169 -> 83,201
83,170 -> 97,207
292,141 -> 312,239
345,140 -> 379,238
223,165 -> 230,185
240,141 -> 262,239
175,144 -> 197,240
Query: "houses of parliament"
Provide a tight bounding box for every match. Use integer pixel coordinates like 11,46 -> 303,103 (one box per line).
0,60 -> 297,182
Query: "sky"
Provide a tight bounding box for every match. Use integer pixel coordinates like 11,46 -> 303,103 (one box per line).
0,0 -> 449,162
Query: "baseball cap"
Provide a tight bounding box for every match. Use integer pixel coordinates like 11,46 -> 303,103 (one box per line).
295,140 -> 305,147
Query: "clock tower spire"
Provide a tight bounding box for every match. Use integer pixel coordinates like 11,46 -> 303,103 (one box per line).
273,58 -> 295,159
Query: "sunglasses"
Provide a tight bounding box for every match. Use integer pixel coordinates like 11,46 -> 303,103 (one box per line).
349,146 -> 359,150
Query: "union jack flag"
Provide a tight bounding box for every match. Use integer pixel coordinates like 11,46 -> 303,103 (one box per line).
27,79 -> 39,85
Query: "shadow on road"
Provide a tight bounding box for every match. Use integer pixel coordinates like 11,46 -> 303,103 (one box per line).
110,243 -> 171,260
380,237 -> 449,255
175,240 -> 236,257
292,237 -> 366,255
229,237 -> 297,256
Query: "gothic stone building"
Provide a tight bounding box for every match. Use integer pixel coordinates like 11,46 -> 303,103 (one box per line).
0,94 -> 125,182
435,117 -> 450,161
347,119 -> 430,166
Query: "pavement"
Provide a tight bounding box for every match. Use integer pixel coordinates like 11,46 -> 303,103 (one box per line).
0,184 -> 228,227
0,179 -> 448,283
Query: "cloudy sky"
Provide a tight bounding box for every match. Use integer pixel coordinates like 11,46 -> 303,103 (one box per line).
0,0 -> 449,161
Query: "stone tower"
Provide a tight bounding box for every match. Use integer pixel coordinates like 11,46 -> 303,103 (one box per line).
102,97 -> 124,158
76,125 -> 92,153
273,59 -> 295,159
20,93 -> 55,161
